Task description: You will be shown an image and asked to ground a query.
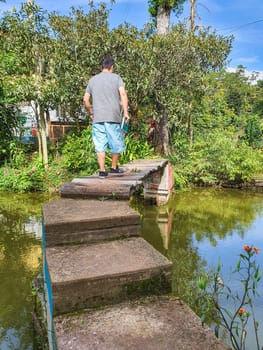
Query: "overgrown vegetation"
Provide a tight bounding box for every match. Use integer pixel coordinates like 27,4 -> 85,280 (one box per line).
0,1 -> 262,192
197,245 -> 262,350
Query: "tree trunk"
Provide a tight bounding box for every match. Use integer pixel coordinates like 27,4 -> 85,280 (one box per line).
156,6 -> 170,35
35,108 -> 42,156
156,102 -> 170,156
155,6 -> 171,155
188,1 -> 195,146
187,101 -> 193,147
40,107 -> 48,169
190,0 -> 196,33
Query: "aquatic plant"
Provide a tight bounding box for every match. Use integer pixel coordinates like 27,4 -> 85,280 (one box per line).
197,245 -> 262,350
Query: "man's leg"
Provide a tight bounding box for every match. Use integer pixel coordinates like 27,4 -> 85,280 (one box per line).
97,152 -> 106,171
111,153 -> 119,170
92,124 -> 108,175
105,122 -> 125,173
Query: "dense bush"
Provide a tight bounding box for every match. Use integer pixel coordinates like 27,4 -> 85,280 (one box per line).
59,127 -> 98,174
170,130 -> 263,188
0,154 -> 45,192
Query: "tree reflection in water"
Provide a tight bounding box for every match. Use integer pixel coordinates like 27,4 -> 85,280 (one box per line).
0,193 -> 54,350
137,188 -> 263,349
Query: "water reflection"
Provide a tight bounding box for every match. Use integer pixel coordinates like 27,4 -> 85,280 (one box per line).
0,193 -> 53,350
138,188 -> 263,349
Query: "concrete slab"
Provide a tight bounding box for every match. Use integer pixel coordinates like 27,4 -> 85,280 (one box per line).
46,238 -> 172,315
43,198 -> 141,246
53,296 -> 230,350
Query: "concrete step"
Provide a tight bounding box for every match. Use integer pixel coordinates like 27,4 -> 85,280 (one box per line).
46,237 -> 172,315
43,198 -> 141,246
53,296 -> 229,350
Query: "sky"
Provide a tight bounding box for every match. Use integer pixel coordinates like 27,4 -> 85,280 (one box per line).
1,0 -> 263,75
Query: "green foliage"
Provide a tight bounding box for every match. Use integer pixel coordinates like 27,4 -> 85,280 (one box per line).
120,132 -> 155,164
0,86 -> 20,163
197,245 -> 262,350
170,130 -> 263,187
148,0 -> 186,20
223,67 -> 251,117
0,154 -> 45,192
43,157 -> 70,192
9,140 -> 27,168
48,4 -> 110,119
59,127 -> 97,173
242,115 -> 263,148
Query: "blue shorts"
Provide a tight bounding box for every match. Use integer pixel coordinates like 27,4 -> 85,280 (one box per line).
92,122 -> 126,154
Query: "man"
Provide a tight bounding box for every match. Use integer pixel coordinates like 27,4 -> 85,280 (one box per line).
83,55 -> 129,178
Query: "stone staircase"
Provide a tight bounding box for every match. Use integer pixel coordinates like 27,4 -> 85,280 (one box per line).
41,160 -> 229,350
43,198 -> 172,317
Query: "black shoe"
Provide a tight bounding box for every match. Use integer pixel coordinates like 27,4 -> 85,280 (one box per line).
99,171 -> 108,178
109,166 -> 124,174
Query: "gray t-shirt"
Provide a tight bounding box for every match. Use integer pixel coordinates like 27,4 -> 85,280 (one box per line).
86,72 -> 124,123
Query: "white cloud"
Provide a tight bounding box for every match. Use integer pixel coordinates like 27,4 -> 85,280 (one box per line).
227,67 -> 263,84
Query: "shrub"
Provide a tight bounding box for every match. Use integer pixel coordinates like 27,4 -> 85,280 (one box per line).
170,130 -> 263,187
59,127 -> 98,174
0,155 -> 45,192
120,132 -> 155,164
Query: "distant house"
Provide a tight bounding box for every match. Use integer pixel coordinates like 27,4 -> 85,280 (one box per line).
17,104 -> 88,145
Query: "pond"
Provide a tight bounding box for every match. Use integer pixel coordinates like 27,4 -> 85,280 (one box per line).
0,188 -> 262,349
138,187 -> 263,350
0,193 -> 54,350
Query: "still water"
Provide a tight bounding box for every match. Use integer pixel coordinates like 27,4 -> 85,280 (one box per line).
0,188 -> 262,349
139,187 -> 263,349
0,193 -> 54,350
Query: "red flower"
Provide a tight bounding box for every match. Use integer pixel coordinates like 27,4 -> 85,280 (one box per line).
253,247 -> 260,254
243,245 -> 252,252
238,308 -> 246,315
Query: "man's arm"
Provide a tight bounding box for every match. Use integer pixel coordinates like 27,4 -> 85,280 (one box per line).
83,92 -> 93,117
119,86 -> 129,118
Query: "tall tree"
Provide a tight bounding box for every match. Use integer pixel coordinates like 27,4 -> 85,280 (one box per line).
148,0 -> 186,35
148,0 -> 187,155
48,4 -> 110,121
0,1 -> 53,167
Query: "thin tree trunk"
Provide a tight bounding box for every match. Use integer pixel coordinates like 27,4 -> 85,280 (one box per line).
190,0 -> 196,33
155,6 -> 171,155
156,102 -> 170,156
27,0 -> 49,168
187,0 -> 195,146
187,101 -> 193,147
40,107 -> 48,169
35,107 -> 42,156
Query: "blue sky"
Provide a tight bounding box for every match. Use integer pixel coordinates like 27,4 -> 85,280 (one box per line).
1,0 -> 263,73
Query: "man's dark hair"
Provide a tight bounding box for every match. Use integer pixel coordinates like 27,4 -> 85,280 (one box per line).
101,55 -> 115,69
